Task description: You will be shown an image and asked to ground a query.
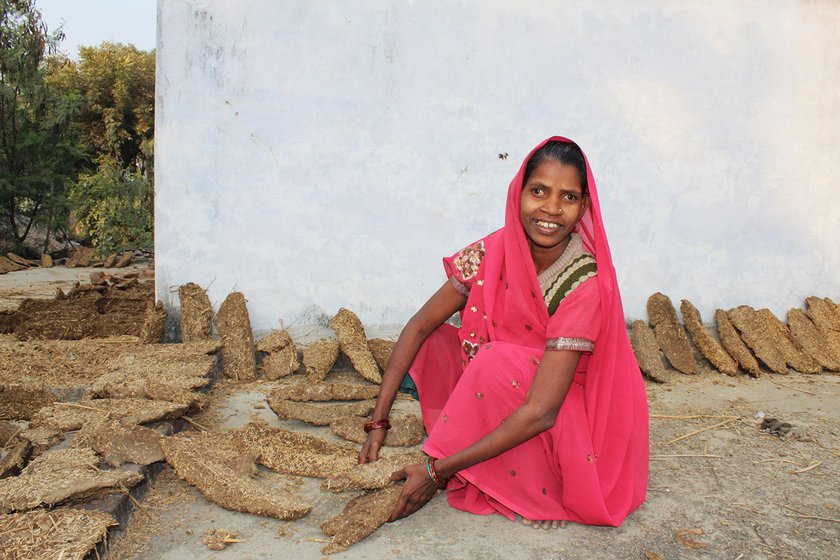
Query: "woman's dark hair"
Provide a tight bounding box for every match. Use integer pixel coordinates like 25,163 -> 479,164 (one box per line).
523,141 -> 588,195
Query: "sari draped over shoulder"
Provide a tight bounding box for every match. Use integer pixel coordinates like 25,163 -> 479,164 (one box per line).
408,136 -> 649,527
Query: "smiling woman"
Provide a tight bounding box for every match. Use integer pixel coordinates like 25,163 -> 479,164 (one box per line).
359,136 -> 649,530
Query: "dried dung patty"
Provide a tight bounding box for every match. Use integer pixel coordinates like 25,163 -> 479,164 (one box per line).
788,308 -> 840,371
322,450 -> 426,492
805,297 -> 840,363
267,398 -> 375,426
320,484 -> 403,554
647,293 -> 697,374
753,308 -> 820,373
114,251 -> 133,268
0,255 -> 27,272
271,377 -> 379,402
6,253 -> 34,267
0,384 -> 56,421
161,430 -> 311,520
217,292 -> 257,381
257,330 -> 299,379
40,253 -> 53,268
329,308 -> 381,384
680,300 -> 738,375
233,421 -> 359,478
728,306 -> 820,374
18,427 -> 61,458
715,309 -> 761,377
0,438 -> 29,479
0,447 -> 143,514
0,507 -> 117,560
303,339 -> 340,382
89,371 -> 207,408
629,320 -> 670,383
71,415 -> 163,467
31,398 -> 188,432
178,283 -> 213,342
138,300 -> 167,343
330,413 -> 425,446
367,338 -> 395,371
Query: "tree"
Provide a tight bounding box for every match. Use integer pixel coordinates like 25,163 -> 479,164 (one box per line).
63,43 -> 155,254
0,0 -> 80,251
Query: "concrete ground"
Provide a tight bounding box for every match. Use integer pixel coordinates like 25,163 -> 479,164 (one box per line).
107,370 -> 840,560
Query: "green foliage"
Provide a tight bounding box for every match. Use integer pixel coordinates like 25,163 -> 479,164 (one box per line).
0,0 -> 80,251
70,155 -> 152,255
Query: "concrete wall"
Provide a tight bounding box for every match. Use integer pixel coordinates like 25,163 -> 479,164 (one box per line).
155,0 -> 840,331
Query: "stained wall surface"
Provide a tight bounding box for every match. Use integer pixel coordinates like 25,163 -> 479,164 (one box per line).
155,0 -> 840,329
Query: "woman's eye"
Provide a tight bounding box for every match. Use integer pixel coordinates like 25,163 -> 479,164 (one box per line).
563,193 -> 578,201
532,187 -> 544,196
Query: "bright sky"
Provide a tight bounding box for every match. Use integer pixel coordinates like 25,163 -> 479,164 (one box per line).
37,0 -> 156,58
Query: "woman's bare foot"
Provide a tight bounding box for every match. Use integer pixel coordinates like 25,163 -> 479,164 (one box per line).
519,517 -> 567,529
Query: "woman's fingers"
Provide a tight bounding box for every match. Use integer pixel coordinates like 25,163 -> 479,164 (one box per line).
389,468 -> 407,481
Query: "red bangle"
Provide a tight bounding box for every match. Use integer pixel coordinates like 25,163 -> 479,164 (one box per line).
427,457 -> 448,489
364,419 -> 391,433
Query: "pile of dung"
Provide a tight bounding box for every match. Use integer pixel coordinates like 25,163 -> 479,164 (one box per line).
322,450 -> 425,492
629,320 -> 669,383
161,430 -> 311,520
32,399 -> 189,432
787,308 -> 840,371
271,376 -> 380,402
217,292 -> 257,381
10,279 -> 153,340
178,283 -> 213,342
6,253 -> 36,268
0,507 -> 117,560
330,413 -> 425,447
0,384 -> 56,421
330,308 -> 381,383
320,484 -> 403,554
0,448 -> 143,513
680,300 -> 738,375
367,338 -> 395,371
256,329 -> 299,379
40,254 -> 53,268
647,293 -> 696,374
138,301 -> 167,343
303,340 -> 340,382
714,309 -> 761,377
71,415 -> 163,467
267,398 -> 375,426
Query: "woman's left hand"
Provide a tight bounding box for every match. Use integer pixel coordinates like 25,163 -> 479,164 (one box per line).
387,463 -> 440,521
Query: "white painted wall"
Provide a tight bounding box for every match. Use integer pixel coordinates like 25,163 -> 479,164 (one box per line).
155,0 -> 840,331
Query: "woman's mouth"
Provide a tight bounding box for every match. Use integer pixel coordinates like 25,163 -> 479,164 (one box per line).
532,219 -> 562,234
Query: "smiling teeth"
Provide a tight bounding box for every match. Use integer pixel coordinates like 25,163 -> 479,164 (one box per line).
535,220 -> 560,229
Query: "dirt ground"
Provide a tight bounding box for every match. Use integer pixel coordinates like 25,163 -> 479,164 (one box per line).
2,265 -> 838,559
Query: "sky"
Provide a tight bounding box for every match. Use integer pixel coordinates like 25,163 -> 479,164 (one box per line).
37,0 -> 156,58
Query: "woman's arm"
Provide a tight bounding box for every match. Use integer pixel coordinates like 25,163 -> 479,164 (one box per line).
388,348 -> 581,521
358,280 -> 466,464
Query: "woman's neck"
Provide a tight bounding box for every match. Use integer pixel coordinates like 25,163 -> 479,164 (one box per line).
528,235 -> 573,276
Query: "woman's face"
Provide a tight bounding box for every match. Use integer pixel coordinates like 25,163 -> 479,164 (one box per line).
520,159 -> 588,258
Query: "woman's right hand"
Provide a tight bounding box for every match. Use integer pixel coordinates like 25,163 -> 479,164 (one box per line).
358,428 -> 387,464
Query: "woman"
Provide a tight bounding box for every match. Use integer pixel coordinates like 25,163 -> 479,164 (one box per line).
359,136 -> 649,528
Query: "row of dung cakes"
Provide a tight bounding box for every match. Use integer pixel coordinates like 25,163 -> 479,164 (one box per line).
630,292 -> 840,381
0,248 -> 140,272
176,281 -> 396,383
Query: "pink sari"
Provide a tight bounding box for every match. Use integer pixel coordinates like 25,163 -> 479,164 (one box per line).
409,136 -> 649,526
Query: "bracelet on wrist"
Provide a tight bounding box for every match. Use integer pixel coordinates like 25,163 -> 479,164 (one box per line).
426,457 -> 449,489
364,419 -> 391,433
